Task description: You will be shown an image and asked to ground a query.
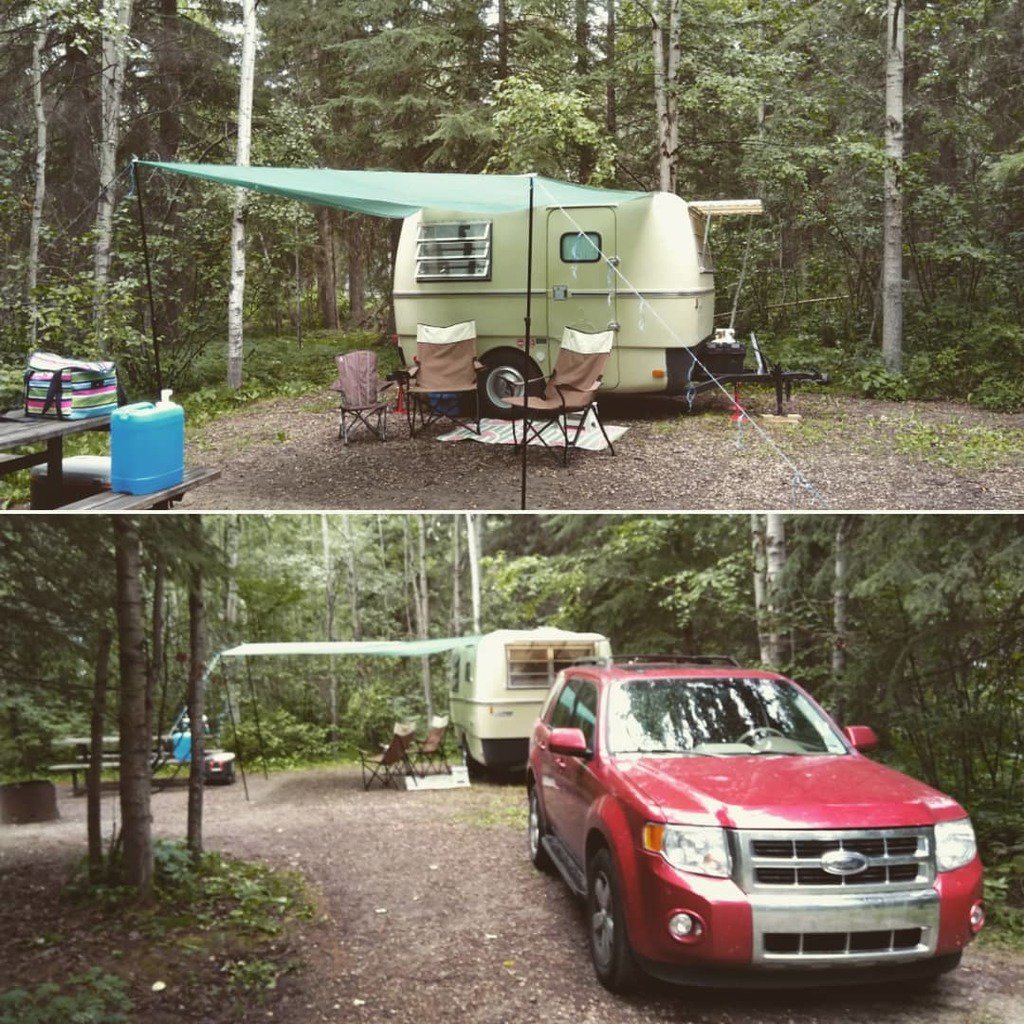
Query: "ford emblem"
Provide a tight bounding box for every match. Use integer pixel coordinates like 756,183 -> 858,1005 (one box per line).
820,849 -> 869,876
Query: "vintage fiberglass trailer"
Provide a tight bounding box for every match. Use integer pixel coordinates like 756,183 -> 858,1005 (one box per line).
394,193 -> 771,416
450,628 -> 612,772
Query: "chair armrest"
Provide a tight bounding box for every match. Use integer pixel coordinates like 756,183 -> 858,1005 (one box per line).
554,381 -> 601,397
406,365 -> 420,380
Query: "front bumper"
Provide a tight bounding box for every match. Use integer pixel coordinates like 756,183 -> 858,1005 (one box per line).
627,851 -> 982,983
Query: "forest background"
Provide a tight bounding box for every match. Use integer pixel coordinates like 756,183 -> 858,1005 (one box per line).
0,0 -> 1022,415
1,512 -> 1022,938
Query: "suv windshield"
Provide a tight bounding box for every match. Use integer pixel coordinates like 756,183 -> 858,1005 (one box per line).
606,676 -> 848,756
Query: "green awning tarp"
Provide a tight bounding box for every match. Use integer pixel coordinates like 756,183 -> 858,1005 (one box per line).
139,161 -> 648,218
220,638 -> 481,659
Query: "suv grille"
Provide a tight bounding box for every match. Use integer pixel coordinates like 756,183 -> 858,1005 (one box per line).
737,828 -> 933,892
763,928 -> 924,956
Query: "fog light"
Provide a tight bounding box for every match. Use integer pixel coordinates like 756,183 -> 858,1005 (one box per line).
969,901 -> 985,933
668,912 -> 702,941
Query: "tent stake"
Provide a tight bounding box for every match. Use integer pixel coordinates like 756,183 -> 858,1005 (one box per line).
520,174 -> 535,511
132,158 -> 163,394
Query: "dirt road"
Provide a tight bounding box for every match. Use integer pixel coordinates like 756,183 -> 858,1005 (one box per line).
2,768 -> 1022,1023
181,391 -> 1024,511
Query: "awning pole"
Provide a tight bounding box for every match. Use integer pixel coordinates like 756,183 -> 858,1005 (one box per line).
222,665 -> 250,801
132,158 -> 163,394
520,174 -> 535,511
245,656 -> 270,780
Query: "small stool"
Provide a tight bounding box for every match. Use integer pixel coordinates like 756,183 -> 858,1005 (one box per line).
30,455 -> 112,509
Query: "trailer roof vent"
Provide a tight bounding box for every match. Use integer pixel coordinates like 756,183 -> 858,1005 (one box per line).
416,221 -> 492,281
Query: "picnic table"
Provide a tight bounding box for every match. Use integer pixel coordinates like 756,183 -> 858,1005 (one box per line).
0,410 -> 220,509
0,409 -> 110,496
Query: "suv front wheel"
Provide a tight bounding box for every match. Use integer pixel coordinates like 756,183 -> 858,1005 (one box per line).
587,847 -> 639,993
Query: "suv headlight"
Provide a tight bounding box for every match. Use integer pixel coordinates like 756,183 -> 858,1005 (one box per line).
643,823 -> 732,878
935,817 -> 977,872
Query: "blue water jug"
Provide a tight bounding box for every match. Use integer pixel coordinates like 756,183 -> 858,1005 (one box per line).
110,390 -> 185,494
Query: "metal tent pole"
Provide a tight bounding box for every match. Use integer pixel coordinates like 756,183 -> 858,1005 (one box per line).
132,158 -> 163,394
245,656 -> 270,780
520,174 -> 536,511
222,665 -> 250,801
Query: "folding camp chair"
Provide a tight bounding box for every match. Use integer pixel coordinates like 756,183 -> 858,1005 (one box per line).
407,321 -> 483,437
331,349 -> 393,444
359,722 -> 416,790
505,328 -> 617,464
412,715 -> 451,776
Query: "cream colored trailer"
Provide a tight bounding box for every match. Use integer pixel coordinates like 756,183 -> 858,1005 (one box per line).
450,628 -> 612,771
393,193 -> 762,415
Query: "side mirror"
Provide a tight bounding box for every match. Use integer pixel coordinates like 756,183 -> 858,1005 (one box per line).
844,725 -> 879,752
549,727 -> 589,758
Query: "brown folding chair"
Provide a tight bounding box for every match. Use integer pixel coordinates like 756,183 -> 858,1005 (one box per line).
412,715 -> 451,776
359,722 -> 416,790
331,349 -> 393,444
407,321 -> 483,437
506,328 -> 616,464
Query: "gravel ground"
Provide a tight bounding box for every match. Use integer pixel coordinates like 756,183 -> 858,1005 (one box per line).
2,767 -> 1022,1024
180,390 -> 1024,511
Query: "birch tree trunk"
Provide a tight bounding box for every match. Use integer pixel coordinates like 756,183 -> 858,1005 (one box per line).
93,0 -> 134,341
226,0 -> 257,389
606,0 -> 616,134
114,517 -> 152,895
320,515 -> 338,746
750,514 -> 770,666
416,515 -> 432,721
87,627 -> 112,881
342,514 -> 361,640
27,27 -> 47,346
882,0 -> 905,371
832,516 -> 851,720
187,519 -> 206,863
464,512 -> 482,634
764,514 -> 787,668
452,516 -> 461,635
224,514 -> 240,633
652,0 -> 680,193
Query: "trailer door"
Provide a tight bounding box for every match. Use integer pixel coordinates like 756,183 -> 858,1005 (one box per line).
546,207 -> 619,387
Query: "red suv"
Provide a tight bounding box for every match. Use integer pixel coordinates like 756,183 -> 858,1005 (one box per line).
526,657 -> 984,991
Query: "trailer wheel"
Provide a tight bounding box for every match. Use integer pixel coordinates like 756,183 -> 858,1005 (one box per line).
478,348 -> 544,419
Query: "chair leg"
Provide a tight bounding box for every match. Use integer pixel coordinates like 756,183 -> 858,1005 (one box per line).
593,405 -> 615,455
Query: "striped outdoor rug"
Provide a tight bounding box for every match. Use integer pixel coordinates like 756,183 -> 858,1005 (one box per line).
438,410 -> 626,450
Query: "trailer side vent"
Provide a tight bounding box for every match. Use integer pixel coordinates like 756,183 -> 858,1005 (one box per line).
416,221 -> 492,281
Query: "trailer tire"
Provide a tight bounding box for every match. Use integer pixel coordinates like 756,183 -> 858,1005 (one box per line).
478,348 -> 544,419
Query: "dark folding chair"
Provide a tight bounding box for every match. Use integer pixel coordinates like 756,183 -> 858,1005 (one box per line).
359,723 -> 416,790
412,716 -> 451,776
331,349 -> 393,444
506,327 -> 616,465
407,321 -> 483,437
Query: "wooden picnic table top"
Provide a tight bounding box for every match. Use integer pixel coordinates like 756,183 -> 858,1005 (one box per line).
0,409 -> 111,449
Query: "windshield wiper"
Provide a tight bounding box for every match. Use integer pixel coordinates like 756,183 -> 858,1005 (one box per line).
616,748 -> 710,756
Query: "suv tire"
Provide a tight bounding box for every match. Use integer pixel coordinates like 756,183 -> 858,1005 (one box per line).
527,785 -> 554,873
587,847 -> 639,993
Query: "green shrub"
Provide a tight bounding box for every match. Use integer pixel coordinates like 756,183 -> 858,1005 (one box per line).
0,968 -> 131,1024
855,361 -> 909,401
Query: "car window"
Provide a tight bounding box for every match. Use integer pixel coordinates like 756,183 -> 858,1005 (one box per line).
548,679 -> 579,729
572,681 -> 599,751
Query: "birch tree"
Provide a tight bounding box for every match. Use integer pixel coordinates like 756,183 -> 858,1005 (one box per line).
882,0 -> 905,371
226,0 -> 257,389
113,517 -> 152,895
465,513 -> 482,634
93,0 -> 134,337
27,24 -> 47,345
320,515 -> 338,746
415,515 -> 432,721
651,0 -> 681,193
763,514 -> 787,668
87,627 -> 112,881
832,516 -> 851,720
750,514 -> 770,665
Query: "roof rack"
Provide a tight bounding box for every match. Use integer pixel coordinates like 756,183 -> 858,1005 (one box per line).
613,654 -> 741,669
569,654 -> 741,669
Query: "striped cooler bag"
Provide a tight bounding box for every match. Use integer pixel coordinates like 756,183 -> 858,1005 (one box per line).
24,352 -> 119,420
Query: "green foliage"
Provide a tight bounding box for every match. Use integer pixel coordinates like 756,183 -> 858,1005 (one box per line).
0,968 -> 131,1024
854,361 -> 910,402
230,708 -> 334,768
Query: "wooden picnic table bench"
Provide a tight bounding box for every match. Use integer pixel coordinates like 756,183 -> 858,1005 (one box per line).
60,466 -> 220,510
47,760 -> 122,796
0,409 -> 110,494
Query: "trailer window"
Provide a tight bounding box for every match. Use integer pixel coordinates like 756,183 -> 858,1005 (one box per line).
689,210 -> 715,272
416,221 -> 492,281
560,231 -> 602,263
507,643 -> 600,689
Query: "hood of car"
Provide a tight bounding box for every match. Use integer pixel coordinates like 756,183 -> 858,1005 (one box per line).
614,753 -> 965,830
